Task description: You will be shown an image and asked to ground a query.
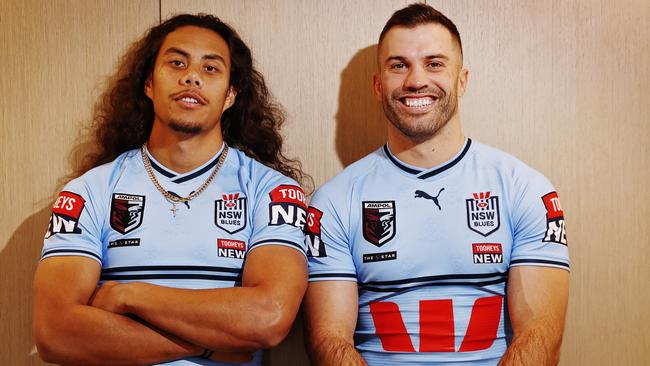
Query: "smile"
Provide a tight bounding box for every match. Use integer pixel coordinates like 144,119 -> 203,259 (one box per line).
400,96 -> 436,109
172,91 -> 208,106
179,97 -> 199,104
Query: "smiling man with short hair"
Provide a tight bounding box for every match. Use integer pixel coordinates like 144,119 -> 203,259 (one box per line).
304,4 -> 570,365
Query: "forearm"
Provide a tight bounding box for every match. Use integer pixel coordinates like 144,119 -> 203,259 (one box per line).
309,336 -> 367,366
499,322 -> 562,366
122,282 -> 301,351
34,303 -> 201,366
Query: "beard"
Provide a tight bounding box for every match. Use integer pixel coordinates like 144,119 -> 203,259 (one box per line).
382,84 -> 458,143
169,119 -> 203,135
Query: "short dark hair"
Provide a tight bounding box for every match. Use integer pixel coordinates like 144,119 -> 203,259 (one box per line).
379,3 -> 462,57
75,13 -> 309,188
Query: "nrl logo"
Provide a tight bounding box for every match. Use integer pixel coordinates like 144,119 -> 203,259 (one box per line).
466,192 -> 500,237
362,201 -> 396,247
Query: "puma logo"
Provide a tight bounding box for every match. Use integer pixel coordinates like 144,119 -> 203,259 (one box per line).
414,188 -> 445,210
168,191 -> 193,209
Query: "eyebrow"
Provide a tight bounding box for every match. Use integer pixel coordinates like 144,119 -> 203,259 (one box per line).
385,54 -> 449,63
163,47 -> 227,65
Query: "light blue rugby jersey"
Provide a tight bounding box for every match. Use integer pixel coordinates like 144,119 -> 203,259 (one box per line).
306,138 -> 569,365
42,143 -> 307,366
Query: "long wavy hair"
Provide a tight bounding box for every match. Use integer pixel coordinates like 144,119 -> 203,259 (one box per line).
74,13 -> 309,188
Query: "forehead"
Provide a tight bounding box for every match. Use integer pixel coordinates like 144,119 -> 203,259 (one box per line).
159,25 -> 230,65
378,23 -> 459,63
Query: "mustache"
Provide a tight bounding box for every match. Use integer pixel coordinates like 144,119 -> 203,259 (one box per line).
170,90 -> 209,104
392,87 -> 445,99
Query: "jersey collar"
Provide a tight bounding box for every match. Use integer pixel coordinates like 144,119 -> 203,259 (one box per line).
146,143 -> 226,184
383,138 -> 472,179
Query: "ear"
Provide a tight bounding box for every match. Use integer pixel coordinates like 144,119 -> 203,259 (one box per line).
144,75 -> 153,100
457,68 -> 469,98
372,73 -> 383,101
222,86 -> 237,112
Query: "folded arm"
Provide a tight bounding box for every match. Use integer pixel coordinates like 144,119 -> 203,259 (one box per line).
499,266 -> 569,365
304,280 -> 367,366
92,245 -> 308,352
33,256 -> 202,366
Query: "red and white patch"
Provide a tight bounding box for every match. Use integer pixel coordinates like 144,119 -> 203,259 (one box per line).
52,191 -> 85,218
541,192 -> 568,245
305,206 -> 326,257
306,206 -> 323,235
268,185 -> 307,229
542,192 -> 564,220
269,185 -> 307,207
217,239 -> 246,259
45,191 -> 86,238
472,243 -> 503,264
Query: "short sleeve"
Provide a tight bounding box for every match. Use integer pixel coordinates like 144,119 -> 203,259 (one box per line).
247,173 -> 307,257
509,172 -> 570,271
41,178 -> 104,264
305,186 -> 357,282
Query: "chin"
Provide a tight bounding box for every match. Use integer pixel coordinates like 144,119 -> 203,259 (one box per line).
169,121 -> 203,135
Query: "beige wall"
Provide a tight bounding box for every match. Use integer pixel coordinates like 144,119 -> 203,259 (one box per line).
1,0 -> 648,365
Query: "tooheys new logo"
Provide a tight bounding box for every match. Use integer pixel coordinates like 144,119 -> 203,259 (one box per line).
45,191 -> 85,238
305,207 -> 326,257
268,185 -> 307,230
542,192 -> 568,245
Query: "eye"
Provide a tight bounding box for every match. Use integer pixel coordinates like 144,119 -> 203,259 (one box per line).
205,65 -> 218,73
390,62 -> 407,70
428,61 -> 444,69
170,60 -> 185,68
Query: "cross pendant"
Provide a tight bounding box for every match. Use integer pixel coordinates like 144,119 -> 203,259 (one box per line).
170,203 -> 178,217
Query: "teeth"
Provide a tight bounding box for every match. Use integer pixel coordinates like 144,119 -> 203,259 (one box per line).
404,97 -> 433,107
180,97 -> 198,104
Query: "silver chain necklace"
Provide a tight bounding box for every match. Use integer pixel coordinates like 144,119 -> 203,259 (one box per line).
141,143 -> 229,217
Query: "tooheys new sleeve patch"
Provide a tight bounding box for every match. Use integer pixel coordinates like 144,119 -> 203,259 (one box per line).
541,191 -> 568,245
45,191 -> 86,238
305,206 -> 326,257
268,185 -> 307,229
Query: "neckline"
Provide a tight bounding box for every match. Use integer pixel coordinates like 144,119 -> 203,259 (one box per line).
383,138 -> 472,180
145,143 -> 227,184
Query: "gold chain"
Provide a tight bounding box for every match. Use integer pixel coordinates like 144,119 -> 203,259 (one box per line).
141,143 -> 229,217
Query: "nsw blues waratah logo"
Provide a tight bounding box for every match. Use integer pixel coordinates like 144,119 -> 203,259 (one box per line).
466,192 -> 500,237
215,193 -> 247,234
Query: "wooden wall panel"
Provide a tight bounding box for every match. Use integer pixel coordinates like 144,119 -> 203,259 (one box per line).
0,1 -> 159,364
2,0 -> 648,365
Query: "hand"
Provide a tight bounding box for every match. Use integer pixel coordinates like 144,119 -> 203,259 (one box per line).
209,350 -> 254,364
88,281 -> 128,314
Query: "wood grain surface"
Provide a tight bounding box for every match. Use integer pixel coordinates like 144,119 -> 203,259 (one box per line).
1,1 -> 648,365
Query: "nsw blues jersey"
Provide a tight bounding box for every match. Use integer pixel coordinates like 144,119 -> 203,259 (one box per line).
42,144 -> 307,366
306,138 -> 569,365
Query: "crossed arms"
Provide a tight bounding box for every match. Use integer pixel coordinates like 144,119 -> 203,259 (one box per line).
304,266 -> 569,366
33,245 -> 307,366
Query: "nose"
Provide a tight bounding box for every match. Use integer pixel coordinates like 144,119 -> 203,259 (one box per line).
404,65 -> 428,91
180,69 -> 202,88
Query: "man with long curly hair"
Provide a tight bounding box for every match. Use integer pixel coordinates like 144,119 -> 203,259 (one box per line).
33,14 -> 309,366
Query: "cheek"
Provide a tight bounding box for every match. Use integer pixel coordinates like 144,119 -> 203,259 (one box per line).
381,76 -> 403,94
